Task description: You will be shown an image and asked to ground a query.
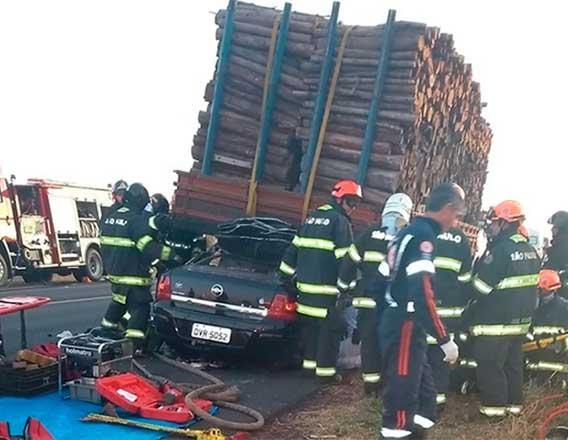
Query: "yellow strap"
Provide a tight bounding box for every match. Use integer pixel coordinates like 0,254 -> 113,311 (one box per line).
246,16 -> 280,217
301,27 -> 353,221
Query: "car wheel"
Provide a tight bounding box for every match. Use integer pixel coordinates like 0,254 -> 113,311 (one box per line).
75,247 -> 104,282
0,253 -> 10,287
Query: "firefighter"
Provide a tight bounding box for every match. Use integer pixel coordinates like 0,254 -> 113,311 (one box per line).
543,211 -> 568,297
337,193 -> 413,396
379,183 -> 463,440
110,180 -> 128,213
100,183 -> 179,347
465,201 -> 540,418
428,226 -> 473,406
279,180 -> 361,382
525,269 -> 568,377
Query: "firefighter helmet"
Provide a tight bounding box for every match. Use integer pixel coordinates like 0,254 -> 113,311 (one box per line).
487,200 -> 525,223
549,211 -> 568,232
126,183 -> 150,211
538,269 -> 562,294
112,179 -> 128,196
331,180 -> 363,199
382,193 -> 413,223
151,193 -> 170,215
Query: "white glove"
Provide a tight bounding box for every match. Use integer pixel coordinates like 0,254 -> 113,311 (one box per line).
440,340 -> 459,364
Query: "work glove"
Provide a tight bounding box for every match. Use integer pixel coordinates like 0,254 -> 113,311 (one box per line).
440,340 -> 459,364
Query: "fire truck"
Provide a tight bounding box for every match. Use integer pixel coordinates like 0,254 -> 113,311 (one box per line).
0,175 -> 112,287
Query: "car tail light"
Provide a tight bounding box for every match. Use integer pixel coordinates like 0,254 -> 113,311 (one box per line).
156,275 -> 172,301
267,293 -> 297,321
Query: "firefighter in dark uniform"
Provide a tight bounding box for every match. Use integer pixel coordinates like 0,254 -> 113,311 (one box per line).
465,200 -> 540,418
338,193 -> 413,395
100,183 -> 179,346
428,227 -> 473,406
379,183 -> 463,440
109,180 -> 128,214
279,180 -> 361,382
543,211 -> 568,298
525,269 -> 568,378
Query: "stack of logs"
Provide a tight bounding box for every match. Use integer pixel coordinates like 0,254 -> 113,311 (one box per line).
190,2 -> 492,222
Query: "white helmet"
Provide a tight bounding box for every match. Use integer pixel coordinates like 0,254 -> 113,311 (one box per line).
382,193 -> 413,223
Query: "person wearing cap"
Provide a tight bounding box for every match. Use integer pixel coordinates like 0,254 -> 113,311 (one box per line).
337,193 -> 413,396
525,269 -> 568,379
110,180 -> 128,212
427,225 -> 473,407
465,200 -> 540,418
544,211 -> 568,298
279,180 -> 361,382
378,183 -> 463,440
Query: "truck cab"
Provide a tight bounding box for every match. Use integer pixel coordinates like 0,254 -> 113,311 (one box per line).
0,176 -> 112,286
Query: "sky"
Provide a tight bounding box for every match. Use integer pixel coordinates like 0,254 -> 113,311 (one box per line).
0,1 -> 565,234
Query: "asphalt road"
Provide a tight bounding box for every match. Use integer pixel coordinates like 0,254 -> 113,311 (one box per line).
0,280 -> 110,354
0,280 -> 323,427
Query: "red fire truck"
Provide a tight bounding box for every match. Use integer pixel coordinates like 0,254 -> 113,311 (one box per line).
0,175 -> 112,287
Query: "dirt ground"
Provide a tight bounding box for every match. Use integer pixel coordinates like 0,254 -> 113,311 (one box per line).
253,374 -> 568,440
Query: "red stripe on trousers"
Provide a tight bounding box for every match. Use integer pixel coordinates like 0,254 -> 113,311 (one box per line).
396,410 -> 407,429
398,320 -> 413,376
423,274 -> 447,339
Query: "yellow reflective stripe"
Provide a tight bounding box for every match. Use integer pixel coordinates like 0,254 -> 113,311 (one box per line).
458,272 -> 472,283
136,235 -> 154,252
496,274 -> 539,290
532,326 -> 567,335
364,251 -> 385,263
111,293 -> 127,305
352,297 -> 377,309
315,367 -> 336,377
101,318 -> 119,328
526,361 -> 568,373
348,244 -> 362,263
459,359 -> 478,368
507,406 -> 522,415
297,303 -> 328,319
426,335 -> 437,345
296,282 -> 339,295
335,247 -> 349,259
123,312 -> 131,321
480,406 -> 507,417
100,236 -> 135,247
160,246 -> 172,260
362,373 -> 381,383
125,329 -> 145,339
473,276 -> 493,295
109,275 -> 153,286
318,204 -> 333,211
337,278 -> 355,291
434,257 -> 462,273
436,394 -> 447,405
117,207 -> 130,213
302,360 -> 317,370
509,234 -> 527,243
437,307 -> 464,318
279,261 -> 296,276
471,323 -> 530,336
148,216 -> 159,231
293,236 -> 335,251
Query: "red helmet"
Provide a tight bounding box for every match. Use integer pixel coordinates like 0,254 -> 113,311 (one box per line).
487,200 -> 525,223
331,180 -> 363,199
538,269 -> 561,294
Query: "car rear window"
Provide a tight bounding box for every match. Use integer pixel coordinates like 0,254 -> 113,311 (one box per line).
194,250 -> 276,274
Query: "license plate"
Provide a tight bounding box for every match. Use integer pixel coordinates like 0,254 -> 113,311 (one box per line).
191,323 -> 232,344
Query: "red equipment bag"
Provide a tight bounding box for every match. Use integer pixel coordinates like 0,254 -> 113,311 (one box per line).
0,422 -> 11,440
97,372 -> 201,424
23,418 -> 54,440
30,344 -> 58,359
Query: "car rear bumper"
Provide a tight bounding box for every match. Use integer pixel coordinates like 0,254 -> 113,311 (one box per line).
152,301 -> 300,358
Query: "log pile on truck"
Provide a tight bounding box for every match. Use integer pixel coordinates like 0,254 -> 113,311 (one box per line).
175,1 -> 492,231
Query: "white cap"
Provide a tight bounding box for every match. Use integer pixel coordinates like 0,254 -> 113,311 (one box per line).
382,193 -> 413,223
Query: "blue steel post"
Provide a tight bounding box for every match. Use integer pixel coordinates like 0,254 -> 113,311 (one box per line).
202,0 -> 237,176
300,1 -> 340,193
255,3 -> 292,181
357,9 -> 397,184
